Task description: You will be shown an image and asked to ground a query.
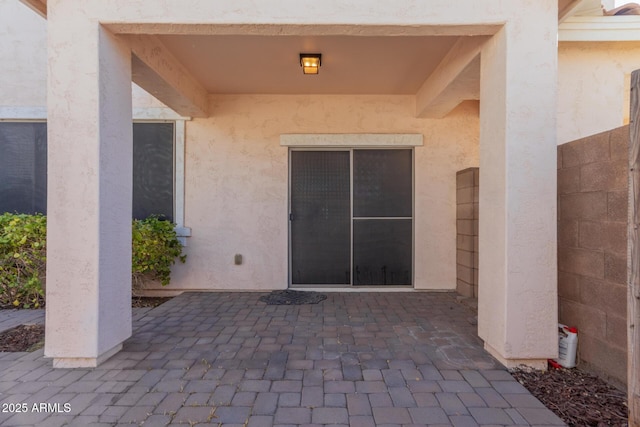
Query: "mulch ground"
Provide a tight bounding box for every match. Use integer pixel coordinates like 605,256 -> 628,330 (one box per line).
131,296 -> 173,308
0,324 -> 44,352
511,366 -> 628,426
0,297 -> 172,352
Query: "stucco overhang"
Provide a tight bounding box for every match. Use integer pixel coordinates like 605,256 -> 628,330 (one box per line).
559,15 -> 640,41
23,0 -> 592,23
20,0 -> 609,118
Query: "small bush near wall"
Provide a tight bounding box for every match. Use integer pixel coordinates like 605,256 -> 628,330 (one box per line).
0,213 -> 186,308
0,214 -> 47,308
132,216 -> 186,293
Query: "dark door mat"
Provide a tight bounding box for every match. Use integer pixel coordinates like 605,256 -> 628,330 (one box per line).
259,290 -> 327,305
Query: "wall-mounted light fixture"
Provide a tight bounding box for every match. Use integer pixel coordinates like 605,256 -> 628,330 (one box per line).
300,53 -> 321,75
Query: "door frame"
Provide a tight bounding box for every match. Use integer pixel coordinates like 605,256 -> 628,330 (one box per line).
288,146 -> 415,288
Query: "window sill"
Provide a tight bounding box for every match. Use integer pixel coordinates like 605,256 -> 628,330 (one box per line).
175,226 -> 191,246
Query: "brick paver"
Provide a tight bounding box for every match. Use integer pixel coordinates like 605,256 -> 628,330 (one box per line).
0,292 -> 565,425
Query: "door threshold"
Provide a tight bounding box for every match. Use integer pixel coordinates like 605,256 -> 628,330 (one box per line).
290,286 -> 415,292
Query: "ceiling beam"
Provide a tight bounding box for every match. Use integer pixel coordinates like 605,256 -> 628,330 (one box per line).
415,36 -> 487,119
19,0 -> 47,18
417,58 -> 480,119
128,35 -> 209,118
558,0 -> 588,23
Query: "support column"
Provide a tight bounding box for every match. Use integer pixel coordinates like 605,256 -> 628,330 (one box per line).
45,4 -> 133,368
477,3 -> 558,369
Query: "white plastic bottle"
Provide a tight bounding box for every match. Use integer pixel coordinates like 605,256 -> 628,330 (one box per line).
557,324 -> 578,368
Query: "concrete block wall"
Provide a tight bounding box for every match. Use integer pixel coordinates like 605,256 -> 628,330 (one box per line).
456,168 -> 479,298
557,126 -> 629,387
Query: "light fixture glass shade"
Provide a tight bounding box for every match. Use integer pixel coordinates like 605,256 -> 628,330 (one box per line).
300,53 -> 321,74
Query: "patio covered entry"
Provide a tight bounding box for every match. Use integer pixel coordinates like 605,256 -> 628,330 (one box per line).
290,149 -> 413,287
26,0 -> 559,369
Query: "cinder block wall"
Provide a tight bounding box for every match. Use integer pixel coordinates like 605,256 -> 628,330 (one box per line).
456,168 -> 479,298
557,126 -> 628,386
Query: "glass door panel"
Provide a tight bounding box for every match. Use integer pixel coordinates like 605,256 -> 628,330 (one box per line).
289,148 -> 412,287
290,151 -> 351,285
353,218 -> 412,285
353,149 -> 412,217
353,149 -> 412,286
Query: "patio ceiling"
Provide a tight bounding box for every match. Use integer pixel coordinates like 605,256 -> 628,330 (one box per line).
156,34 -> 459,95
125,31 -> 487,118
149,0 -> 595,99
19,0 -> 594,118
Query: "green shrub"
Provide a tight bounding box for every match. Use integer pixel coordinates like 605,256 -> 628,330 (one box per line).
0,213 -> 47,309
0,214 -> 186,308
132,216 -> 186,293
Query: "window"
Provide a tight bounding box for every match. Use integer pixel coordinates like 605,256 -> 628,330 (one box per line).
132,122 -> 175,222
0,121 -> 175,221
0,122 -> 47,215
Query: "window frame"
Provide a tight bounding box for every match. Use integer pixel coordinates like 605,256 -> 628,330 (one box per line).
0,106 -> 191,244
283,133 -> 422,288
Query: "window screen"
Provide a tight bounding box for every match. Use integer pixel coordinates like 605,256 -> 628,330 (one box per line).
353,149 -> 412,218
290,151 -> 351,284
0,122 -> 47,214
132,122 -> 175,222
0,121 -> 175,221
353,218 -> 412,285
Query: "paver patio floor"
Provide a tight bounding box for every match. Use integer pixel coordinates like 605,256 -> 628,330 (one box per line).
0,292 -> 565,426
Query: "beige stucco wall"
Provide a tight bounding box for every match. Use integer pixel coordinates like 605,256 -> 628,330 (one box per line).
0,0 -> 482,290
9,0 -> 639,144
477,18 -> 559,367
0,0 -> 164,111
168,96 -> 479,291
0,0 -> 46,107
0,0 -> 478,293
558,41 -> 640,144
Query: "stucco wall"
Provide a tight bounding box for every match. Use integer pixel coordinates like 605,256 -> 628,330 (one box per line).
0,0 -> 46,107
0,0 -> 165,111
558,42 -> 640,145
557,125 -> 628,387
4,0 -> 638,145
0,0 -> 479,293
168,97 -> 479,291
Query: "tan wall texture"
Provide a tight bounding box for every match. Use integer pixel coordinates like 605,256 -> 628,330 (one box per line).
558,42 -> 640,144
557,125 -> 628,386
168,96 -> 480,291
0,0 -> 165,111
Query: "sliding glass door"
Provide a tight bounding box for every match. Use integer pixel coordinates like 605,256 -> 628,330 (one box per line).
290,149 -> 412,286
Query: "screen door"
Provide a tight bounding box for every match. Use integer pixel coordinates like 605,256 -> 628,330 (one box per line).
352,149 -> 412,285
290,151 -> 351,284
290,149 -> 412,286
